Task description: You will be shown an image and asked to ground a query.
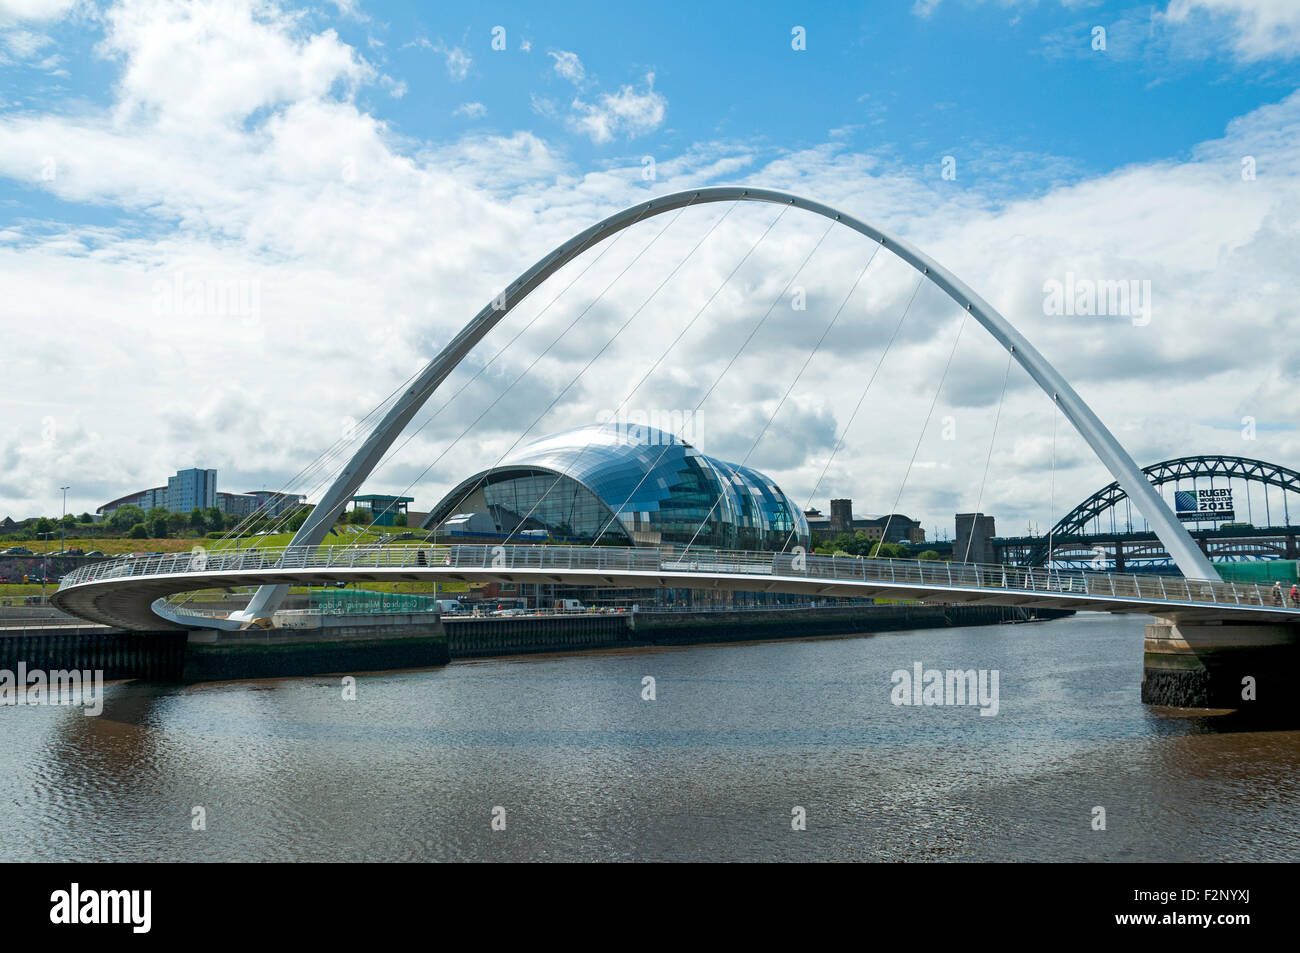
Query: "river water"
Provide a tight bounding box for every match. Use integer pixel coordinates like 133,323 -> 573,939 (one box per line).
2,612 -> 1297,862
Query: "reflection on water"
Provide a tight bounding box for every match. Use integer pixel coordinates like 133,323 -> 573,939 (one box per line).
3,612 -> 1298,861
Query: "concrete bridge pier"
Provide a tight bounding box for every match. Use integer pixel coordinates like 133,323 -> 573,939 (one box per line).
1143,617 -> 1299,713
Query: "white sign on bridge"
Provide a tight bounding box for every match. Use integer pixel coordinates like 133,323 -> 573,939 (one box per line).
1175,488 -> 1234,522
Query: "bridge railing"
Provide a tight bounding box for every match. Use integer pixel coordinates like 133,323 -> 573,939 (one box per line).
54,542 -> 1287,611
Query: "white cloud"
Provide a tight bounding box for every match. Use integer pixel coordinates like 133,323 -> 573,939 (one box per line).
2,27 -> 50,56
102,0 -> 372,129
441,43 -> 470,80
567,72 -> 667,144
548,49 -> 584,84
454,101 -> 486,118
529,93 -> 558,120
0,0 -> 77,27
0,0 -> 67,64
1165,0 -> 1300,60
327,0 -> 367,22
428,39 -> 471,80
404,36 -> 472,80
939,0 -> 1300,63
0,0 -> 1298,543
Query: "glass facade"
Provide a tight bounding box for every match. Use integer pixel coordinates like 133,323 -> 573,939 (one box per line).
166,468 -> 217,513
425,423 -> 810,551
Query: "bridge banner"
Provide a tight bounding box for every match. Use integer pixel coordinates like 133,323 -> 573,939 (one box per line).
1175,488 -> 1234,522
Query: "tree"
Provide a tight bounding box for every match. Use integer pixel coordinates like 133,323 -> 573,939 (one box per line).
146,506 -> 170,524
61,513 -> 77,529
128,522 -> 149,539
32,517 -> 55,535
150,515 -> 169,538
190,507 -> 206,534
167,511 -> 189,535
78,512 -> 93,523
917,550 -> 942,562
206,506 -> 223,532
347,509 -> 369,525
393,513 -> 408,527
285,505 -> 312,532
107,505 -> 146,533
824,531 -> 880,557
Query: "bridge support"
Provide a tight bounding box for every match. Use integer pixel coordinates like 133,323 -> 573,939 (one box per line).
1143,617 -> 1299,714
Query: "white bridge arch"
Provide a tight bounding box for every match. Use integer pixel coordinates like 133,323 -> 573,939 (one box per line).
230,186 -> 1219,622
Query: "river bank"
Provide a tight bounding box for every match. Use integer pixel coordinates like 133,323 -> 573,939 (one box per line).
0,603 -> 1072,681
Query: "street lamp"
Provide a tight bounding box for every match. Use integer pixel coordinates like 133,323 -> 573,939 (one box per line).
38,530 -> 55,603
59,485 -> 70,553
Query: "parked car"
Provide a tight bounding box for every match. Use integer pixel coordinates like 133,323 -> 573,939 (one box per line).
1,547 -> 33,555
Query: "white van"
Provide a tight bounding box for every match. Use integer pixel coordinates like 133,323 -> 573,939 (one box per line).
553,598 -> 585,612
436,599 -> 466,615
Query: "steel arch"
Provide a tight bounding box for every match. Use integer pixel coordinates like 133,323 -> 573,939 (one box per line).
233,187 -> 1219,623
1026,455 -> 1300,565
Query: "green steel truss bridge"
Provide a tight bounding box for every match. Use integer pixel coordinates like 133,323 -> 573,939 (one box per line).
1001,455 -> 1300,570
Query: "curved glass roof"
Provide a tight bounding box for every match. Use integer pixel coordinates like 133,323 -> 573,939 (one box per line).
427,422 -> 809,550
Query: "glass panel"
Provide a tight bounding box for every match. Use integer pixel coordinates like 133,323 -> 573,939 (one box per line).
430,422 -> 810,550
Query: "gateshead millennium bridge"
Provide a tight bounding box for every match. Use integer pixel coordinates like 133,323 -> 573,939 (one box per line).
52,187 -> 1299,707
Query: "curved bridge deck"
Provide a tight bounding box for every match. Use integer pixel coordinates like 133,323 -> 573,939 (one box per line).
52,544 -> 1300,631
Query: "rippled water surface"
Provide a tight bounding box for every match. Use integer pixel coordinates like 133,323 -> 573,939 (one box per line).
3,612 -> 1298,861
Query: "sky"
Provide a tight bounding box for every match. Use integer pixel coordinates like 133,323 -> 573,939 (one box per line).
1,0 -> 1298,541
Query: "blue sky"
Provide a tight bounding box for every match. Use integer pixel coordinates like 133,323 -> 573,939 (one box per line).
6,0 -> 1298,223
2,0 -> 1299,535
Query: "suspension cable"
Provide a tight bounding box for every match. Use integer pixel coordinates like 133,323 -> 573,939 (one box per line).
500,203 -> 804,545
178,191 -> 655,613
588,217 -> 839,548
878,303 -> 968,551
205,366 -> 421,548
962,345 -> 1015,564
780,271 -> 925,554
333,199 -> 656,534
679,244 -> 882,557
1047,391 -> 1060,581
350,196 -> 725,543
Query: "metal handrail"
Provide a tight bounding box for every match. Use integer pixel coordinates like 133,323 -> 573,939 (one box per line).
52,542 -> 1298,613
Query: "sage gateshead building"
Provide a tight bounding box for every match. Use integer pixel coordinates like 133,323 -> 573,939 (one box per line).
421,423 -> 810,552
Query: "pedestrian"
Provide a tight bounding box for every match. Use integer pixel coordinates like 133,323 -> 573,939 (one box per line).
1290,583 -> 1299,608
1272,581 -> 1283,606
